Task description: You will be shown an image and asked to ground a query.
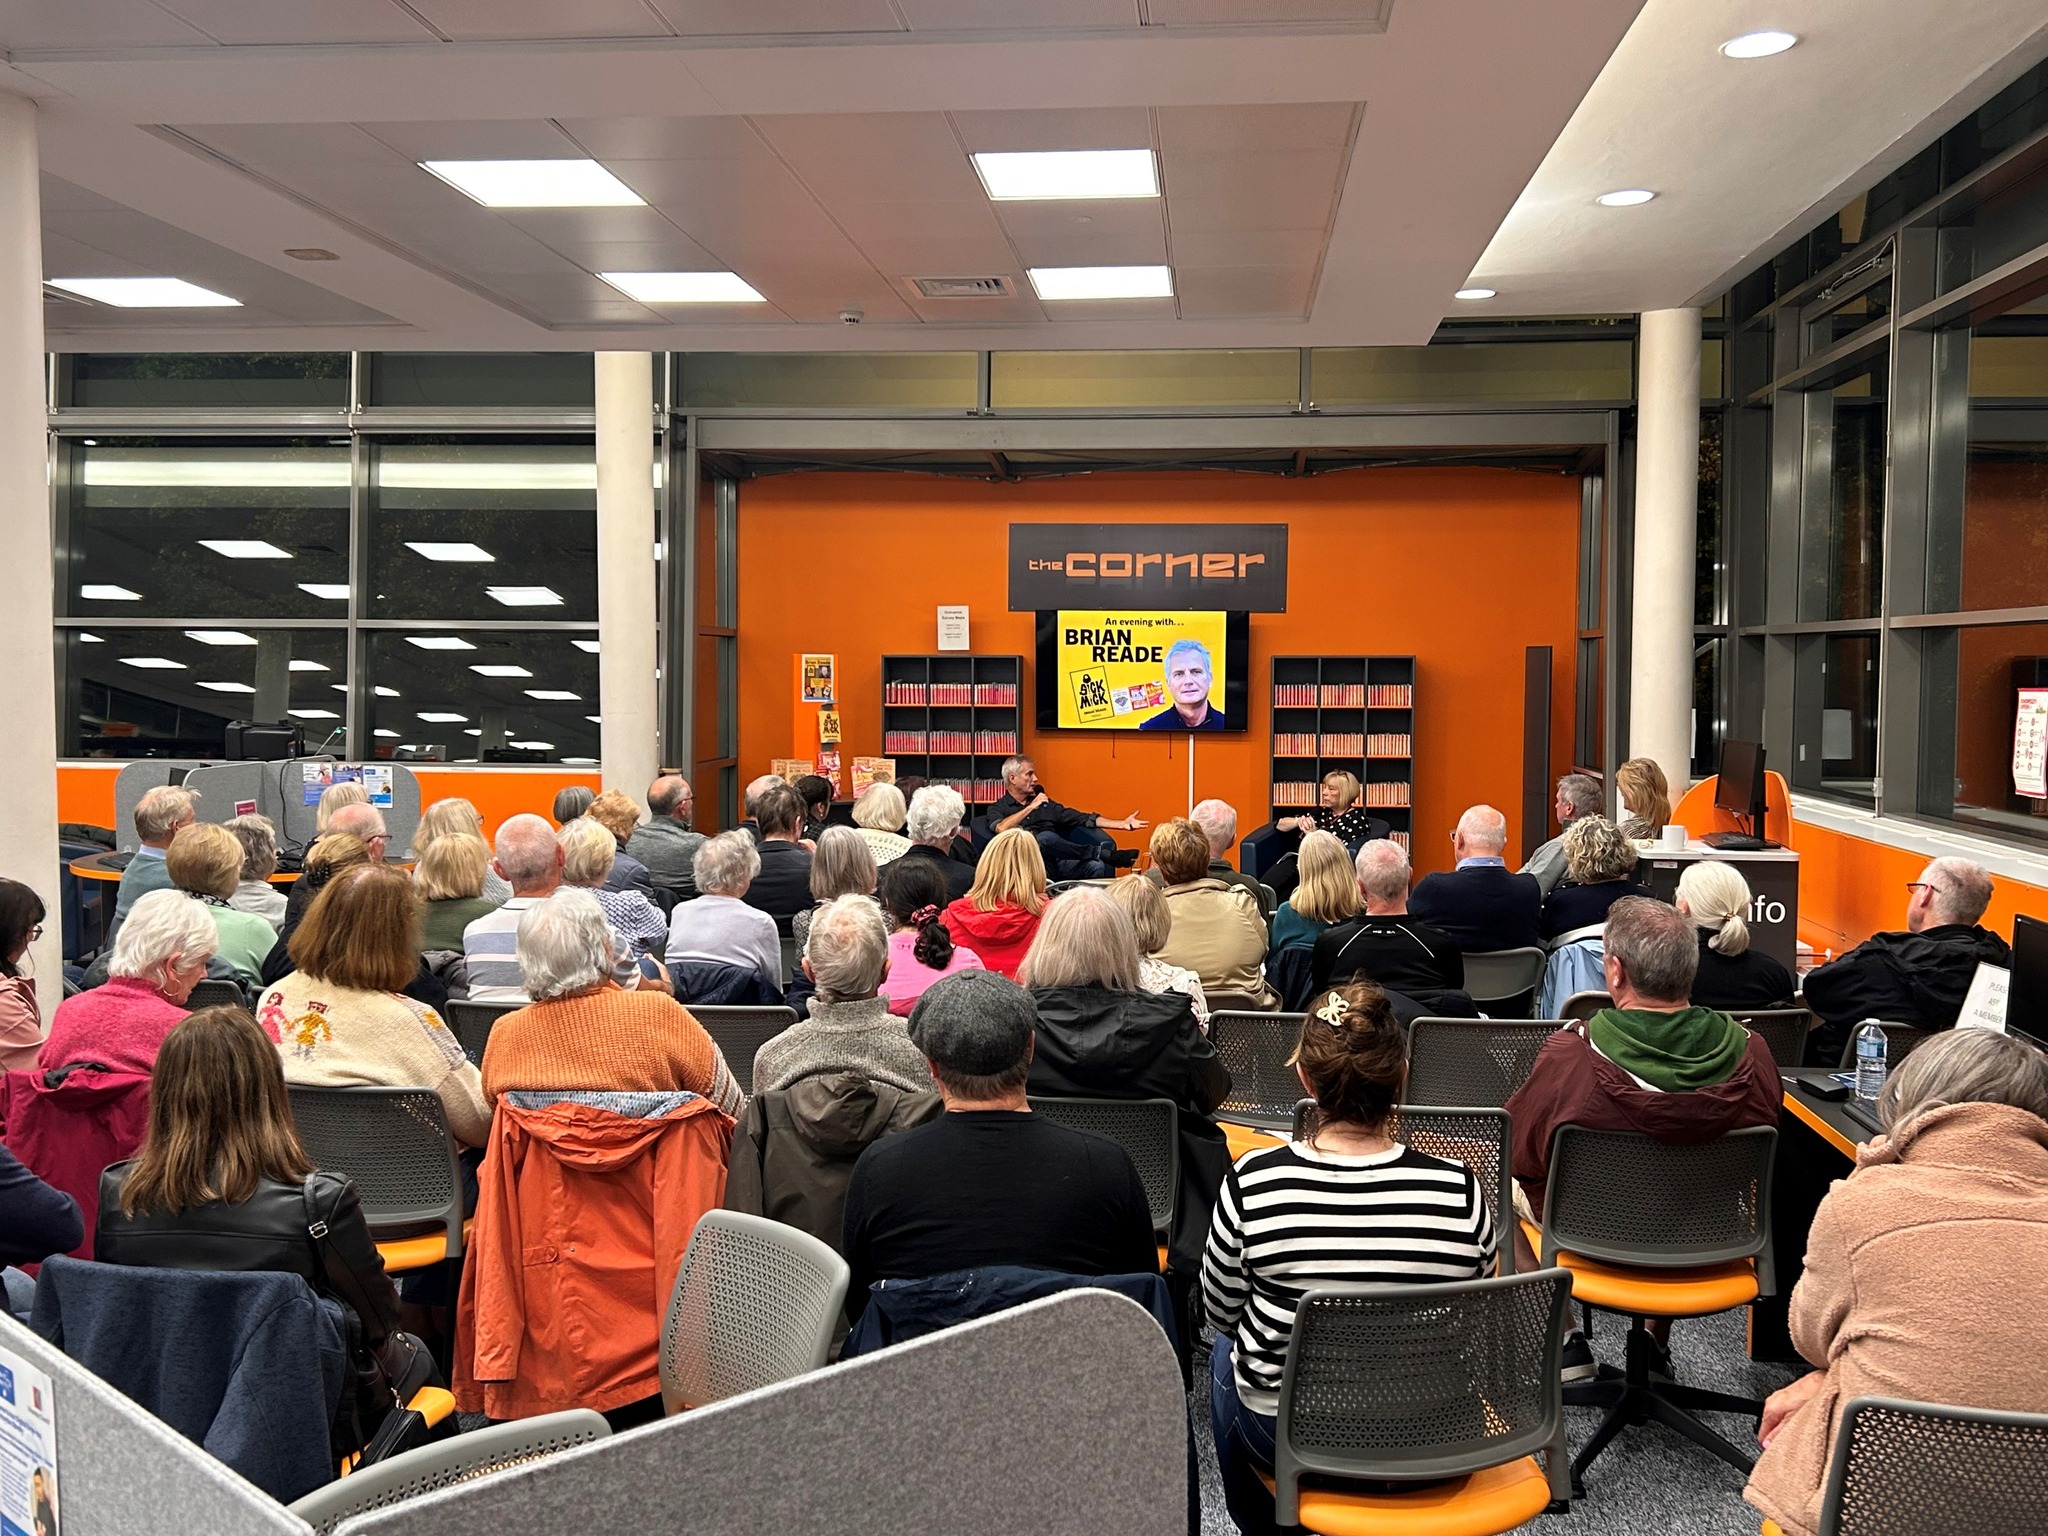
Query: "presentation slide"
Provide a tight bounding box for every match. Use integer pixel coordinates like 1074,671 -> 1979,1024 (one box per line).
1047,610 -> 1235,731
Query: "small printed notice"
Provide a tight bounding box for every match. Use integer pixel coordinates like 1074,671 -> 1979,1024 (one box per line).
936,606 -> 970,652
233,799 -> 257,818
1958,962 -> 2011,1033
2016,689 -> 2048,799
0,1342 -> 60,1536
800,654 -> 836,704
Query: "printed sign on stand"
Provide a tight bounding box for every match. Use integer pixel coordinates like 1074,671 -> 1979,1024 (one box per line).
0,1341 -> 60,1536
2015,689 -> 2048,799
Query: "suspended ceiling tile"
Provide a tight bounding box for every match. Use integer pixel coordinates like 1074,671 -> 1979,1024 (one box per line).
533,236 -> 727,272
759,270 -> 920,324
1171,227 -> 1323,266
554,117 -> 777,162
752,113 -> 977,199
1026,295 -> 1177,321
358,120 -> 586,162
898,0 -> 1137,29
489,205 -> 692,245
1155,101 -> 1360,153
950,107 -> 1154,153
855,235 -> 1022,277
1142,0 -> 1390,25
1174,261 -> 1316,318
155,0 -> 437,45
0,0 -> 214,49
994,195 -> 1163,246
641,0 -> 901,35
175,122 -> 412,170
829,198 -> 1010,248
401,0 -> 672,41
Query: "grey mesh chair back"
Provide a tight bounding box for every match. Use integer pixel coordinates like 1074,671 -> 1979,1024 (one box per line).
285,1085 -> 465,1259
1818,1395 -> 2048,1536
287,1410 -> 610,1535
689,1004 -> 798,1093
1404,1018 -> 1561,1108
1210,1011 -> 1306,1128
1027,1095 -> 1179,1239
444,998 -> 520,1068
1539,1124 -> 1776,1292
1835,1021 -> 1930,1071
1272,1269 -> 1573,1525
185,977 -> 249,1011
659,1209 -> 849,1415
1460,947 -> 1547,1016
1293,1100 -> 1514,1275
1558,990 -> 1611,1021
1732,1006 -> 1812,1071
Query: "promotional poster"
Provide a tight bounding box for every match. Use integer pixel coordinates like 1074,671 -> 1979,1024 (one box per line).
1049,610 -> 1233,731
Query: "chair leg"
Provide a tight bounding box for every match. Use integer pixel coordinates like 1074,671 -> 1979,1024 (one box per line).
1660,1380 -> 1765,1420
1642,1391 -> 1758,1474
1570,1396 -> 1635,1492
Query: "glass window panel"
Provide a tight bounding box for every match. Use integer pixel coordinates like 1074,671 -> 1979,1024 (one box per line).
367,630 -> 599,765
68,441 -> 351,619
1310,341 -> 1633,404
62,627 -> 347,758
365,353 -> 594,408
677,353 -> 977,410
1699,338 -> 1724,400
1692,636 -> 1723,780
1938,621 -> 2048,845
990,350 -> 1297,410
65,354 -> 349,408
366,440 -> 597,621
1808,281 -> 1891,352
1697,414 -> 1723,626
1794,632 -> 1880,806
1969,335 -> 2048,398
1956,408 -> 2048,613
1804,361 -> 1887,621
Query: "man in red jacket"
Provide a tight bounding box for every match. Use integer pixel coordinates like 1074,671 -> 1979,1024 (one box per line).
1506,896 -> 1782,1378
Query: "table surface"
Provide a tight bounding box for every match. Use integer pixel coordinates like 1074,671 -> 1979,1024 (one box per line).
1639,841 -> 1801,862
1780,1066 -> 1868,1161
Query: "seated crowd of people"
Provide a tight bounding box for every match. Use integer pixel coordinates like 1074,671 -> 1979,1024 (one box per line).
1,757 -> 2045,1536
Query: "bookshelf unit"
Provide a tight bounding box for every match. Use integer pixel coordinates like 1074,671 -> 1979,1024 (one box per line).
880,654 -> 1025,807
1270,655 -> 1416,850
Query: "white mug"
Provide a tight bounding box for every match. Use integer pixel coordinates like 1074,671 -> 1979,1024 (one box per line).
1660,824 -> 1687,850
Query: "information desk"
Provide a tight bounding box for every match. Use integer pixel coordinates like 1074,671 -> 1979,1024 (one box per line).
1635,840 -> 1801,973
1753,1067 -> 1867,1361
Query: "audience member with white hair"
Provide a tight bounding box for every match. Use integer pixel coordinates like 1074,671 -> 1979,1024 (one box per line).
1408,804 -> 1542,953
791,826 -> 878,952
1676,861 -> 1794,1012
224,814 -> 289,930
851,782 -> 912,868
314,778 -> 368,834
112,783 -> 200,934
480,887 -> 741,1115
1146,798 -> 1274,920
463,813 -> 568,1004
899,784 -> 976,904
751,895 -> 932,1098
1311,839 -> 1464,999
740,774 -> 784,844
40,888 -> 217,1074
663,830 -> 782,984
1021,885 -> 1231,1269
559,817 -> 668,971
279,800 -> 393,936
1802,855 -> 2009,1065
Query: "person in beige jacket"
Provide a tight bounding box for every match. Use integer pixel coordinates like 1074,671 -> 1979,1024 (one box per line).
1149,819 -> 1277,1010
1745,1028 -> 2048,1536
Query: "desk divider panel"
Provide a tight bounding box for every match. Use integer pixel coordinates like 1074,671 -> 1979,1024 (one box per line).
0,1315 -> 309,1536
333,1290 -> 1186,1536
110,761 -> 206,850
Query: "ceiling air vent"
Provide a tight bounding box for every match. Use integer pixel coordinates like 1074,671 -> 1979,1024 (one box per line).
912,275 -> 1012,298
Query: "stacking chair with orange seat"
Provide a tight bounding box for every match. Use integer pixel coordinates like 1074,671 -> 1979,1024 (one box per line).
286,1085 -> 467,1276
1404,1018 -> 1561,1110
1264,1269 -> 1574,1534
1028,1094 -> 1179,1268
1523,1123 -> 1778,1493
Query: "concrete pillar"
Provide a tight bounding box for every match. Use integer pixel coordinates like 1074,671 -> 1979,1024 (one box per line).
594,352 -> 659,812
0,96 -> 62,992
1630,307 -> 1703,806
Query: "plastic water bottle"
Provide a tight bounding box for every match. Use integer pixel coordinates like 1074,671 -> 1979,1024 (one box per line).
1853,1020 -> 1889,1101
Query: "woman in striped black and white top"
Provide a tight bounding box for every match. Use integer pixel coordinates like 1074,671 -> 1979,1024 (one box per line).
1201,980 -> 1494,1535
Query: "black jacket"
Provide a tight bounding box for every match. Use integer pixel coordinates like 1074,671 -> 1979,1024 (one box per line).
745,839 -> 815,935
1690,933 -> 1796,1014
1539,880 -> 1655,941
987,790 -> 1094,839
96,1163 -> 403,1347
1802,923 -> 2013,1060
1311,912 -> 1465,996
0,1144 -> 82,1267
1409,865 -> 1543,953
1026,984 -> 1232,1272
898,841 -> 977,905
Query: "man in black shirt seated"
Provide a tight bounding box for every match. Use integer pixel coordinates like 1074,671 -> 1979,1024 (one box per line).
742,780 -> 815,937
841,970 -> 1159,1311
985,755 -> 1146,880
1312,839 -> 1464,1005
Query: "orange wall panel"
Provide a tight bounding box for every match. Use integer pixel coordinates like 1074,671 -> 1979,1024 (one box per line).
1791,816 -> 2048,957
735,470 -> 1582,876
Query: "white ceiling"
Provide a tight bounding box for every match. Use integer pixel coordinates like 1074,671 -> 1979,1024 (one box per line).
2,0 -> 2045,352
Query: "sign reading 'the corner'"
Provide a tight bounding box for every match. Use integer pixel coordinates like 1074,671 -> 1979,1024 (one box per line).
1008,523 -> 1289,612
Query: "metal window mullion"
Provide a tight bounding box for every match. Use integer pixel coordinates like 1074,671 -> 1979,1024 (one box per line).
345,431 -> 368,758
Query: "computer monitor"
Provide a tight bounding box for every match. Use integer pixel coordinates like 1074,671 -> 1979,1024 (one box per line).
2007,914 -> 2048,1051
1714,739 -> 1768,834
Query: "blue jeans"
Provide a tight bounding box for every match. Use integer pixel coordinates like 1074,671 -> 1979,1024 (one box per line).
1034,822 -> 1115,880
1209,1334 -> 1280,1535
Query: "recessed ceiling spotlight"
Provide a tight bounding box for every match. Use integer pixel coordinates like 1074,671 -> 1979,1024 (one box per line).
1454,287 -> 1497,301
1596,189 -> 1657,208
46,277 -> 240,308
1027,265 -> 1174,301
419,159 -> 644,209
1720,30 -> 1797,59
284,248 -> 340,261
598,271 -> 766,303
972,149 -> 1159,201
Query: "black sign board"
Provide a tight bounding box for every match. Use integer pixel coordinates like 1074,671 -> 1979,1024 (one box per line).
1007,523 -> 1289,611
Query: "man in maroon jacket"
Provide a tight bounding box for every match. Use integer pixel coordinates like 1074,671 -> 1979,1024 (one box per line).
1506,896 -> 1782,1376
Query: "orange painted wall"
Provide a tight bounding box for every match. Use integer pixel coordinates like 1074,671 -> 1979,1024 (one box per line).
735,470 -> 1583,876
57,763 -> 598,841
1790,816 -> 2048,956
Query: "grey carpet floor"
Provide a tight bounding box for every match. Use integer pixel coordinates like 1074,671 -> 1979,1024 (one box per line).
1192,1307 -> 1804,1535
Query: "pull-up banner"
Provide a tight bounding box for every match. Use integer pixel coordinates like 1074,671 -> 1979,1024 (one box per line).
1008,523 -> 1289,611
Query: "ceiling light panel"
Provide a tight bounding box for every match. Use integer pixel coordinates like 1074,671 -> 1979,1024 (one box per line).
198,681 -> 255,693
1455,287 -> 1496,300
288,709 -> 339,719
198,540 -> 294,559
1596,189 -> 1656,207
81,585 -> 141,601
485,586 -> 564,607
598,271 -> 766,303
120,657 -> 184,669
1027,265 -> 1175,300
419,159 -> 645,208
185,630 -> 259,646
525,690 -> 580,700
299,583 -> 350,599
46,277 -> 240,307
1721,30 -> 1797,58
417,711 -> 468,723
405,542 -> 494,562
973,149 -> 1159,201
288,660 -> 329,671
407,636 -> 476,651
471,665 -> 533,677
572,640 -> 600,653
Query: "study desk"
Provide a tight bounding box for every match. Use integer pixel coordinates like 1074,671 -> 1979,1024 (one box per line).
1752,1066 -> 1867,1361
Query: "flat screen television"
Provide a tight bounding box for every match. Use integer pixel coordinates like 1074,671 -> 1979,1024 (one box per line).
1034,610 -> 1249,732
2008,913 -> 2048,1051
1714,739 -> 1768,829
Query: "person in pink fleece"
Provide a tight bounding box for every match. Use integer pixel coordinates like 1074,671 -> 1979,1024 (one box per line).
39,889 -> 217,1074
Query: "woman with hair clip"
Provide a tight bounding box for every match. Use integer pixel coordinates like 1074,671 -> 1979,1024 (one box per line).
877,856 -> 982,1018
1676,860 -> 1795,1011
1201,979 -> 1495,1536
97,1006 -> 440,1459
